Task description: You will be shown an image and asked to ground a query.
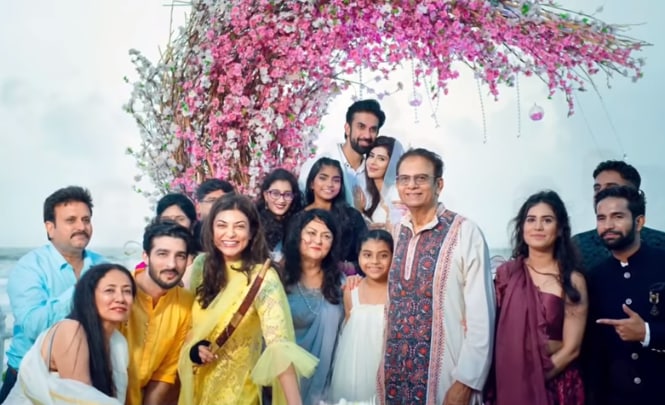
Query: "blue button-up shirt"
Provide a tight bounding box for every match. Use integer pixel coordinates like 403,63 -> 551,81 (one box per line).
5,243 -> 106,369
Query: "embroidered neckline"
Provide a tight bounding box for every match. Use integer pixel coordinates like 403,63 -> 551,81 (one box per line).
296,282 -> 323,315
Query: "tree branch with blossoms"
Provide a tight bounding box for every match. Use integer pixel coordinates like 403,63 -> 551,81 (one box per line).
125,0 -> 648,201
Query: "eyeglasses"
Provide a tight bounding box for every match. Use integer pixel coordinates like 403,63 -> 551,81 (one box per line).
396,174 -> 436,186
267,190 -> 294,201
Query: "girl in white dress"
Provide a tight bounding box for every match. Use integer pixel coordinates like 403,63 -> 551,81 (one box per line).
329,230 -> 394,403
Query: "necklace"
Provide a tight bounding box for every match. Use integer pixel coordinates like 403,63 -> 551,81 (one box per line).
526,263 -> 562,289
296,282 -> 323,316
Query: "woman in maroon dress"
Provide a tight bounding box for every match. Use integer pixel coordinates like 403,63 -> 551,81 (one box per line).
487,190 -> 587,405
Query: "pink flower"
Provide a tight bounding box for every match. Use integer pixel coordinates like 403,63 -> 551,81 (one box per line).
126,0 -> 647,199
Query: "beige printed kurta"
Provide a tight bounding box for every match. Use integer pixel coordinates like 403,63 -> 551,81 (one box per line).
377,204 -> 495,405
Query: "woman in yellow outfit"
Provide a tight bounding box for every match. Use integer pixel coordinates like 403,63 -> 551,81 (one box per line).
178,194 -> 317,405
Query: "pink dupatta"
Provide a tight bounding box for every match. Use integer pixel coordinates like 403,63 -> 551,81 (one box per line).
493,257 -> 554,405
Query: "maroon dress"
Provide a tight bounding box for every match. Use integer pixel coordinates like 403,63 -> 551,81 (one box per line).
487,257 -> 584,405
540,292 -> 585,405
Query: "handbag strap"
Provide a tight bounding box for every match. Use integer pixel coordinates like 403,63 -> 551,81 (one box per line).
210,258 -> 272,351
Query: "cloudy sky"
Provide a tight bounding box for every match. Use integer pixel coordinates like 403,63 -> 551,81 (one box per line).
0,0 -> 663,251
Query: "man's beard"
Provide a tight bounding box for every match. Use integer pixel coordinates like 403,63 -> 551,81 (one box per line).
148,266 -> 182,290
600,222 -> 637,251
351,140 -> 373,155
349,132 -> 374,155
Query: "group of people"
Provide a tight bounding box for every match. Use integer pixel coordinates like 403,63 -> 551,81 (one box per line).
1,98 -> 664,405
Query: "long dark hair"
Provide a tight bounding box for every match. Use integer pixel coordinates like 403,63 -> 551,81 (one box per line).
68,263 -> 136,397
197,194 -> 270,308
305,158 -> 368,262
256,168 -> 304,250
511,190 -> 582,303
364,136 -> 396,218
305,157 -> 347,208
282,209 -> 342,304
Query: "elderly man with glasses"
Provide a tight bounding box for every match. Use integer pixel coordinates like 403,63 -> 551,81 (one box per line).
377,148 -> 495,405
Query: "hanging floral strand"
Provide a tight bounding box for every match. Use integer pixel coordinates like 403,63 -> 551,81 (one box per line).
125,0 -> 648,200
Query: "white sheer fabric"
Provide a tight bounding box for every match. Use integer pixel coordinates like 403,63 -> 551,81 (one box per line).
363,137 -> 407,227
6,326 -> 128,405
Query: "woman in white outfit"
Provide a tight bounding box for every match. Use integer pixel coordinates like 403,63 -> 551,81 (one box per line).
354,136 -> 407,230
6,263 -> 135,405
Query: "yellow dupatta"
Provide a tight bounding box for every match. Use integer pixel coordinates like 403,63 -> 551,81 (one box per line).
178,256 -> 317,405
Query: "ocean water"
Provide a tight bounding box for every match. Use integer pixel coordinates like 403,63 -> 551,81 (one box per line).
0,245 -> 510,368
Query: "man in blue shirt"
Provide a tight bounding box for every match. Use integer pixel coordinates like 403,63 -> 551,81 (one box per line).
0,186 -> 106,402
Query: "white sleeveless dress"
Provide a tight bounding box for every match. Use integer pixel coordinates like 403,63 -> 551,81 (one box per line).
329,287 -> 385,403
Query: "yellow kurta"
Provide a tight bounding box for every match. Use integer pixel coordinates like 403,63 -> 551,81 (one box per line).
119,268 -> 193,405
179,258 -> 317,405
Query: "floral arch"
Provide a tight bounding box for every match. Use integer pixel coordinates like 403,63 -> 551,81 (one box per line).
125,0 -> 646,201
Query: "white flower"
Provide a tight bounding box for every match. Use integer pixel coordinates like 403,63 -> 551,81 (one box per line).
260,67 -> 271,84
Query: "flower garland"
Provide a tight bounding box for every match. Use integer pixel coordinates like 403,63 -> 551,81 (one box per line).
125,0 -> 647,199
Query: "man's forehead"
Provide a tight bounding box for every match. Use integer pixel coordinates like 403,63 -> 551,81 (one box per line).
54,201 -> 90,213
597,197 -> 629,212
151,235 -> 187,249
204,189 -> 225,199
594,170 -> 630,185
351,111 -> 379,125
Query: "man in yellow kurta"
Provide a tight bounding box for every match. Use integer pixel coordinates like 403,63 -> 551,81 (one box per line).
120,221 -> 196,405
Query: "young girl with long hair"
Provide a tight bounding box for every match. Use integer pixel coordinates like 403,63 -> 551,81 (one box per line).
304,157 -> 367,274
329,229 -> 394,403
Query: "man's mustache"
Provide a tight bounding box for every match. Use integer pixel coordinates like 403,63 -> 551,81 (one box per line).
71,231 -> 89,239
160,268 -> 178,274
601,231 -> 622,238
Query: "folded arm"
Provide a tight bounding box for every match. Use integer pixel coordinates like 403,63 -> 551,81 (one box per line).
546,271 -> 588,379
